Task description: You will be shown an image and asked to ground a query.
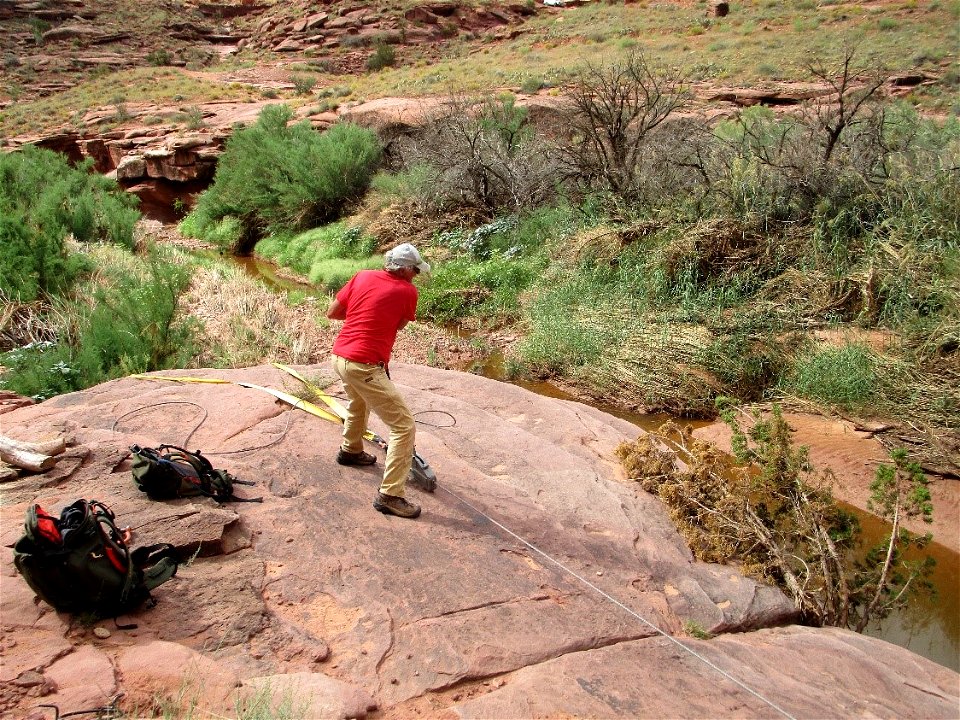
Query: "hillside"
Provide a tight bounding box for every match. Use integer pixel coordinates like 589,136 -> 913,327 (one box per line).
2,0 -> 956,140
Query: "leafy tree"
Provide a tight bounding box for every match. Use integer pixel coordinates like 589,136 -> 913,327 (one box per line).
182,105 -> 382,253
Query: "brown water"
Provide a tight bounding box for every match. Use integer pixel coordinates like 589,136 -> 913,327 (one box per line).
232,253 -> 960,672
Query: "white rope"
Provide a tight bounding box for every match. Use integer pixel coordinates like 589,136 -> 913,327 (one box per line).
438,484 -> 800,720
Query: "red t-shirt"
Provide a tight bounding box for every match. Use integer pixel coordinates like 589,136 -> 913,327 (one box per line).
332,270 -> 418,366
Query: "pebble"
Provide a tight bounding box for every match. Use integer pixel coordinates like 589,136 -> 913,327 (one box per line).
596,570 -> 603,577
93,627 -> 111,639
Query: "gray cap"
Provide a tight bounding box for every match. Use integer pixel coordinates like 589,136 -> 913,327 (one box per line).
385,243 -> 430,274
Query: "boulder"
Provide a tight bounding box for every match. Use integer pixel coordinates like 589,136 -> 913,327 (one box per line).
40,24 -> 101,42
305,12 -> 328,29
116,154 -> 146,180
453,626 -> 959,718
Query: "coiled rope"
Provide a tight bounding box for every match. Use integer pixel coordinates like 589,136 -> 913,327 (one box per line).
111,400 -> 296,454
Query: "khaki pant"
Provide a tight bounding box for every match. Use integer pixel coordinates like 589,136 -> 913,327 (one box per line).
331,354 -> 415,498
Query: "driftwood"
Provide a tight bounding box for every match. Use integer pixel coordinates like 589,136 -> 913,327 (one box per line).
0,434 -> 66,473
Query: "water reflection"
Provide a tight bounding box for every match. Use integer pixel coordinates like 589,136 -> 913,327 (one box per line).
853,507 -> 959,672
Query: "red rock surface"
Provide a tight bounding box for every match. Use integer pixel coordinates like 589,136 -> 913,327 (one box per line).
0,364 -> 956,719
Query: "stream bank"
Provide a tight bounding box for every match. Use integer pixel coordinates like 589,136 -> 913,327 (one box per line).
167,225 -> 959,671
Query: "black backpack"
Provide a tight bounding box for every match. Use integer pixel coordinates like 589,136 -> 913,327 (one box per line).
129,444 -> 262,503
13,499 -> 179,618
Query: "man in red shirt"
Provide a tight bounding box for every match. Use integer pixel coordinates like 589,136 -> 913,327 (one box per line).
326,243 -> 430,519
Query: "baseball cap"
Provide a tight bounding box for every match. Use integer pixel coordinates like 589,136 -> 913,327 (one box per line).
385,243 -> 431,274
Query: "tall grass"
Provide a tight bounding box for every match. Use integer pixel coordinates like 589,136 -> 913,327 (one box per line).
255,222 -> 381,291
0,246 -> 196,400
781,342 -> 881,412
418,254 -> 544,325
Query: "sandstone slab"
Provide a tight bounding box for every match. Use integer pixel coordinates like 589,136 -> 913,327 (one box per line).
0,364 -> 954,719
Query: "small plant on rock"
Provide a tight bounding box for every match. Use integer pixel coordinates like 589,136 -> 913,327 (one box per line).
292,74 -> 317,95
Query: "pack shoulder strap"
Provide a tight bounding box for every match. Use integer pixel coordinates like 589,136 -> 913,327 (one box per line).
159,444 -> 215,478
131,543 -> 179,591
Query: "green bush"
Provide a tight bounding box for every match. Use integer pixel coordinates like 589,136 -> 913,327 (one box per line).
698,333 -> 788,400
292,74 -> 317,95
182,105 -> 382,252
0,146 -> 138,300
367,44 -> 396,72
147,49 -> 171,66
0,254 -> 196,400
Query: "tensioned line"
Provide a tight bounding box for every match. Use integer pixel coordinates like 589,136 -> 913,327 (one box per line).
438,484 -> 800,720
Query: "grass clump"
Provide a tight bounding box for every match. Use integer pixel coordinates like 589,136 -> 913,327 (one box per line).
256,222 -> 381,292
181,105 -> 381,253
782,342 -> 881,412
180,261 -> 331,368
418,254 -> 543,325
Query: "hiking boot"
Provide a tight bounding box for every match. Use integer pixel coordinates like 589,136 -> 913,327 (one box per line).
337,449 -> 377,466
373,492 -> 421,519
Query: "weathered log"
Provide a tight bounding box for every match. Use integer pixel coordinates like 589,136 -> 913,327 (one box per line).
0,437 -> 57,472
0,434 -> 67,457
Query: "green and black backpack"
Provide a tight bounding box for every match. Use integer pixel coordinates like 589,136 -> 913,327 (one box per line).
129,444 -> 262,503
13,499 -> 179,618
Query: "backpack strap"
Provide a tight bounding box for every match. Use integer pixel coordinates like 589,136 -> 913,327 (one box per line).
88,501 -> 138,604
131,543 -> 179,591
159,444 -> 215,477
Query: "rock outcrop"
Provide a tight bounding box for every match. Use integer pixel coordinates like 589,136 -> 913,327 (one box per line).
1,364 -> 957,719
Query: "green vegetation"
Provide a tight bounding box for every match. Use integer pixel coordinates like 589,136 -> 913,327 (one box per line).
0,145 -> 138,301
346,0 -> 957,112
180,105 -> 381,253
0,67 -> 255,137
0,147 -> 199,400
618,405 -> 934,631
1,246 -> 196,401
215,52 -> 955,458
255,223 -> 381,291
366,43 -> 397,72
